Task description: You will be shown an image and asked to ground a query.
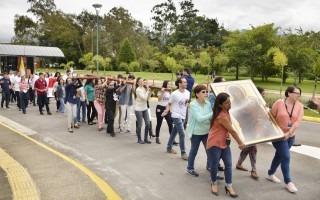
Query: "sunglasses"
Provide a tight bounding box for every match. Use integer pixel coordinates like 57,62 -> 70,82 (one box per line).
200,90 -> 208,94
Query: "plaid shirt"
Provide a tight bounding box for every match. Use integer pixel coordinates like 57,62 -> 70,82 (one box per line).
94,85 -> 106,104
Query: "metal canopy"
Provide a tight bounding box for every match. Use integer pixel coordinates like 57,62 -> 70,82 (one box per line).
0,44 -> 64,57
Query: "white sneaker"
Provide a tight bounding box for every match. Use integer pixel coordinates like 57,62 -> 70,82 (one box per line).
267,175 -> 281,183
286,182 -> 297,193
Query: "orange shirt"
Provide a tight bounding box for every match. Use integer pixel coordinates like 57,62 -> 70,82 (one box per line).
271,99 -> 304,136
207,110 -> 230,149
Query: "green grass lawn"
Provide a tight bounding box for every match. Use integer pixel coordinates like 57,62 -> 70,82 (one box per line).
42,68 -> 320,118
45,68 -> 316,92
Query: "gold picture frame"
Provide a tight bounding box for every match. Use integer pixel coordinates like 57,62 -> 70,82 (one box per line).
210,80 -> 284,146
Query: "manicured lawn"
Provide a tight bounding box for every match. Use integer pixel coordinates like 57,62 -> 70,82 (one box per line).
41,68 -> 320,118
42,68 -> 319,93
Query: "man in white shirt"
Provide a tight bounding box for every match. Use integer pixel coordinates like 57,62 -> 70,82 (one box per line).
13,71 -> 22,109
30,73 -> 39,106
162,77 -> 190,160
62,70 -> 71,81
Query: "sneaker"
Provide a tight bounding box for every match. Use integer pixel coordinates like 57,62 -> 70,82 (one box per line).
138,140 -> 145,144
181,153 -> 188,160
40,112 -> 44,115
267,175 -> 281,183
286,182 -> 297,193
144,140 -> 151,144
167,148 -> 177,154
47,111 -> 52,115
126,130 -> 131,133
187,170 -> 199,177
120,129 -> 124,134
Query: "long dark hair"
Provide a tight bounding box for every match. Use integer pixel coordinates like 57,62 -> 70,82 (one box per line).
210,92 -> 230,127
162,80 -> 169,88
135,77 -> 142,99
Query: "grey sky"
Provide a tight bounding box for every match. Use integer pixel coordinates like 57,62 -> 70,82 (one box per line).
1,0 -> 319,43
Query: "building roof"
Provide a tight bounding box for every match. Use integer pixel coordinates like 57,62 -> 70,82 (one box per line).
0,44 -> 64,57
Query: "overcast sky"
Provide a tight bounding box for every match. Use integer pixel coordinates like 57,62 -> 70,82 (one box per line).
1,0 -> 320,43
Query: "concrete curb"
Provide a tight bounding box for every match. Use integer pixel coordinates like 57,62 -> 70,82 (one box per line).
303,116 -> 320,123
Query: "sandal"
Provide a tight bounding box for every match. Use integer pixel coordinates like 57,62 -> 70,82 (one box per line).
68,128 -> 73,133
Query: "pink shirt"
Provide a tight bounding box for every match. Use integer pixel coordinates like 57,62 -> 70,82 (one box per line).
19,80 -> 29,92
271,99 -> 304,136
207,111 -> 230,149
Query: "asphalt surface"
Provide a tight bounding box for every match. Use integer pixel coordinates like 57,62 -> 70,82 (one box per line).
0,98 -> 320,200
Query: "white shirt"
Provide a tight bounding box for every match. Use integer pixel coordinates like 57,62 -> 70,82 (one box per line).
31,75 -> 39,90
169,89 -> 190,119
135,86 -> 150,111
9,74 -> 15,83
79,86 -> 86,102
13,76 -> 21,92
157,90 -> 171,107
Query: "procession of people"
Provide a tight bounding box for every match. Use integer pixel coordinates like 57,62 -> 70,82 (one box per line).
0,67 -> 310,197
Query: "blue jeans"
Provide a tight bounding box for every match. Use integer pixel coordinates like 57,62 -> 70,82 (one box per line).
208,146 -> 232,185
19,92 -> 29,113
135,109 -> 150,141
59,98 -> 65,113
167,117 -> 186,155
268,136 -> 295,184
77,100 -> 86,122
187,134 -> 209,171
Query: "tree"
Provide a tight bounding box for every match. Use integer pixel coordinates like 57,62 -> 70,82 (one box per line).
92,55 -> 106,73
268,48 -> 288,95
12,15 -> 37,44
151,0 -> 178,51
213,53 -> 229,75
60,61 -> 75,70
117,39 -> 136,73
78,52 -> 94,72
168,44 -> 192,63
129,61 -> 140,72
164,56 -> 182,83
104,57 -> 112,73
223,31 -> 246,80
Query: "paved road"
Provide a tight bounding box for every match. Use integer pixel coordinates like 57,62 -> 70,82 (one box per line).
0,100 -> 320,200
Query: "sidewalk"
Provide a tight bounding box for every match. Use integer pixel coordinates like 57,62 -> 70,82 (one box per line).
0,122 -> 106,200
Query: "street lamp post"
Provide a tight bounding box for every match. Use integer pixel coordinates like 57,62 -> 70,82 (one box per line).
92,3 -> 102,75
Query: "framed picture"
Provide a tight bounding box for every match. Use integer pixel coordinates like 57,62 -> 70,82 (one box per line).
210,80 -> 284,146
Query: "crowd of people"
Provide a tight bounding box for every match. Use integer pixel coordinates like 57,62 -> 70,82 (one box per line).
0,67 -> 307,197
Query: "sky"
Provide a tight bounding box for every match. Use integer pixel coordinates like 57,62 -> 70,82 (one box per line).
1,0 -> 320,43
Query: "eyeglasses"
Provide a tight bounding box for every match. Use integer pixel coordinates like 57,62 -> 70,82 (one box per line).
200,90 -> 208,94
291,92 -> 301,97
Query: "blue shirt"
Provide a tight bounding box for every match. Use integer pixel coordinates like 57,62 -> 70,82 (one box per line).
187,100 -> 212,138
208,92 -> 216,108
0,78 -> 11,93
183,74 -> 194,99
65,80 -> 82,104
